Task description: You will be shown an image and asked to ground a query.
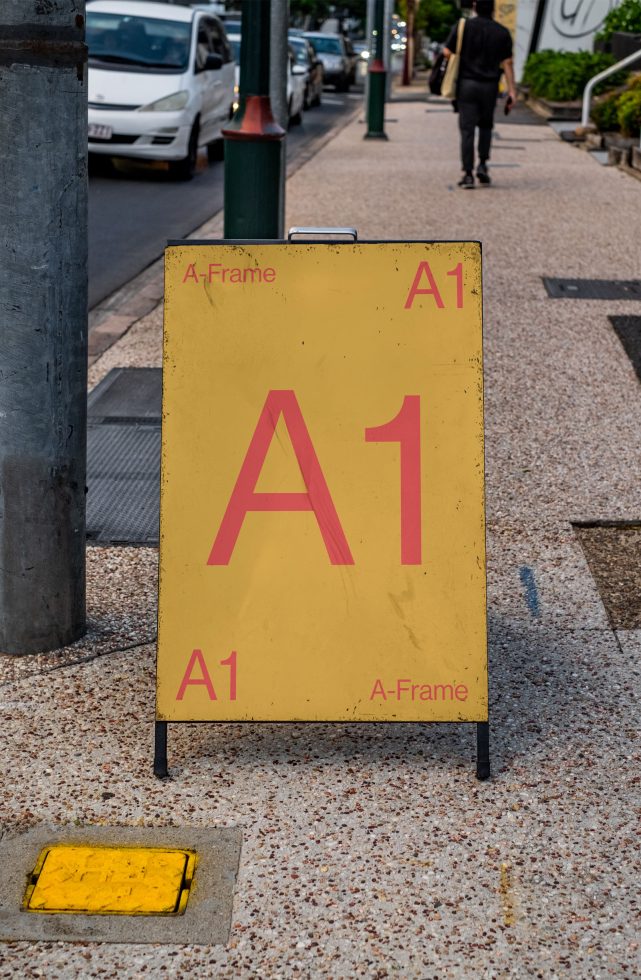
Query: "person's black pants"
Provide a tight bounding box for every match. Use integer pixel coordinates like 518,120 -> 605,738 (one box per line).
457,78 -> 499,174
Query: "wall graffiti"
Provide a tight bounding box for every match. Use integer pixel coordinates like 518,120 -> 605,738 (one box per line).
548,0 -> 618,40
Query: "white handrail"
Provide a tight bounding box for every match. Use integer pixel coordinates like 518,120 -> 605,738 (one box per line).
582,47 -> 641,127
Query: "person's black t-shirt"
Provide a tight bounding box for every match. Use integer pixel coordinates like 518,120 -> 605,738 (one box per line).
445,15 -> 512,84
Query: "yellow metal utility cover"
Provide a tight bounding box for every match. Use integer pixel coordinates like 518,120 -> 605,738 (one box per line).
24,845 -> 195,915
158,241 -> 487,724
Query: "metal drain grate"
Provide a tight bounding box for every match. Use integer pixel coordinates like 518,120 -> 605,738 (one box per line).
0,825 -> 241,945
87,368 -> 162,545
87,424 -> 160,545
610,316 -> 641,383
88,367 -> 162,422
543,278 -> 641,299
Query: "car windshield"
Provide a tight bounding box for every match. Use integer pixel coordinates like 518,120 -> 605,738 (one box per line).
289,39 -> 309,65
87,13 -> 192,70
308,36 -> 342,55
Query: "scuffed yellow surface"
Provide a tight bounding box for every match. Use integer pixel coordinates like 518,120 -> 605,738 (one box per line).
26,845 -> 192,915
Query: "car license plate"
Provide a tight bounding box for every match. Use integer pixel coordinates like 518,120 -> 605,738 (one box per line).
88,123 -> 113,140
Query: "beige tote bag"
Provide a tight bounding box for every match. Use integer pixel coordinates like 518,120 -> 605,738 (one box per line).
441,18 -> 465,101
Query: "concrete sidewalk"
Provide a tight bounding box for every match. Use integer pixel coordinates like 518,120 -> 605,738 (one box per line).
1,84 -> 641,977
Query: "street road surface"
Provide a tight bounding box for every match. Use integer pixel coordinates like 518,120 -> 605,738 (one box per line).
89,90 -> 361,307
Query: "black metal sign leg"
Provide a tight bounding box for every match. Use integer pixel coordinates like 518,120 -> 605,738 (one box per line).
476,721 -> 490,780
154,721 -> 169,779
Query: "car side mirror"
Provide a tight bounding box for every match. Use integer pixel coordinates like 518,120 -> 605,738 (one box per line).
202,52 -> 223,71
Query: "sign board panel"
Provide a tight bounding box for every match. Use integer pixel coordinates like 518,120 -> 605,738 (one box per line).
157,242 -> 486,724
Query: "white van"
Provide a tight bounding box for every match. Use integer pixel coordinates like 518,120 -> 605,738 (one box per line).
87,1 -> 235,178
226,33 -> 306,126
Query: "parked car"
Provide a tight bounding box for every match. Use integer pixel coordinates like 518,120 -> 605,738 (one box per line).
289,33 -> 324,108
226,33 -> 306,126
304,31 -> 356,91
226,31 -> 240,110
218,16 -> 241,34
352,40 -> 369,84
86,0 -> 235,178
286,45 -> 307,124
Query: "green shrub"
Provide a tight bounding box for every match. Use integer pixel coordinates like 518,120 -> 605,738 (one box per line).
590,74 -> 641,133
617,88 -> 641,135
591,91 -> 621,130
595,0 -> 641,46
522,50 -> 620,102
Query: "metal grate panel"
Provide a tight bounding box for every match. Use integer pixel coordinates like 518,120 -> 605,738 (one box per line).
88,367 -> 162,422
87,424 -> 160,545
609,316 -> 641,383
543,278 -> 641,299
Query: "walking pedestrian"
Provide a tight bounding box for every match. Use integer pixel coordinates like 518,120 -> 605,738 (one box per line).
443,0 -> 517,188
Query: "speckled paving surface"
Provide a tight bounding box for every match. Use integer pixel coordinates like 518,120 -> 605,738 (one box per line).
1,86 -> 640,977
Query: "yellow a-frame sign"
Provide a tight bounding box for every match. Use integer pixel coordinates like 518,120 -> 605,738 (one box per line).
155,241 -> 488,777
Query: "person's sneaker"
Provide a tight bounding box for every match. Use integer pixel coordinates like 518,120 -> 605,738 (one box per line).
476,164 -> 491,185
458,173 -> 474,189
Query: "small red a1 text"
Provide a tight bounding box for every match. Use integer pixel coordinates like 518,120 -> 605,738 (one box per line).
176,649 -> 237,700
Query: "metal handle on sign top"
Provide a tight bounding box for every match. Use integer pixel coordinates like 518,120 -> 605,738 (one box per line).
287,226 -> 358,241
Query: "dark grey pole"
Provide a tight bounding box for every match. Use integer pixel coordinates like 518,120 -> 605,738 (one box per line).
270,0 -> 290,132
270,0 -> 289,238
0,1 -> 88,653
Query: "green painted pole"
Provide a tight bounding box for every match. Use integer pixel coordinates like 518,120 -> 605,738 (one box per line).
365,0 -> 388,140
223,0 -> 286,238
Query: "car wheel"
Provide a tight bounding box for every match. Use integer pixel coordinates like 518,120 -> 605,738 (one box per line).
207,138 -> 224,163
169,119 -> 199,181
88,153 -> 114,177
336,75 -> 348,93
288,98 -> 303,128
